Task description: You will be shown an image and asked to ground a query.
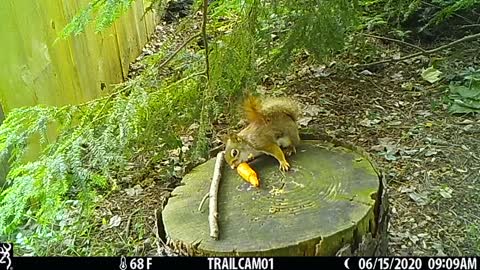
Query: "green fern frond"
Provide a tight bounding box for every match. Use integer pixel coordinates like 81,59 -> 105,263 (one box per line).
60,0 -> 137,38
96,0 -> 136,32
428,0 -> 480,27
60,2 -> 97,38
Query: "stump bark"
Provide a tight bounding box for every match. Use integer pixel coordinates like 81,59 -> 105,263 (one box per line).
161,136 -> 389,256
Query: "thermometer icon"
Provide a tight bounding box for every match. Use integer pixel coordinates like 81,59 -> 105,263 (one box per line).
119,255 -> 127,270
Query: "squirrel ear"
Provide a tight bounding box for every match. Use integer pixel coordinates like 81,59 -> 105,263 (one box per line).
226,133 -> 241,143
219,133 -> 230,144
220,132 -> 239,143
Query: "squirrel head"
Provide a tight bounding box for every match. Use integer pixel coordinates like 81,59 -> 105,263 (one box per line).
223,134 -> 258,169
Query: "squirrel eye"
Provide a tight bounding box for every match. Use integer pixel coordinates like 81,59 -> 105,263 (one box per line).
231,149 -> 239,158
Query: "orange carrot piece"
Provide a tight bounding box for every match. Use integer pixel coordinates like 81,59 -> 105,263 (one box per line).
236,163 -> 260,187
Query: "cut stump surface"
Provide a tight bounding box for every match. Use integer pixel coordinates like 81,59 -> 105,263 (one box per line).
162,140 -> 386,256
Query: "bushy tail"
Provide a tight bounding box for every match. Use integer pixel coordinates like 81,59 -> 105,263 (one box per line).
243,95 -> 300,123
262,96 -> 300,122
243,95 -> 265,123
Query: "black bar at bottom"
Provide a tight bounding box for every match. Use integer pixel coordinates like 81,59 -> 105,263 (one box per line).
9,256 -> 479,270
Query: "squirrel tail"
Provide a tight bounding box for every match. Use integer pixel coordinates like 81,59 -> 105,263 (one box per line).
243,95 -> 265,123
262,96 -> 300,122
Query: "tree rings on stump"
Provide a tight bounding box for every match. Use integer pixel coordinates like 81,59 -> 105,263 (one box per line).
161,138 -> 388,256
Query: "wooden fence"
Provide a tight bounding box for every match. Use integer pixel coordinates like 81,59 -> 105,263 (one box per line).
0,0 -> 156,113
0,0 -> 157,185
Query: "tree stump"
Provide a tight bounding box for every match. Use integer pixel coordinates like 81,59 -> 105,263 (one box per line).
161,136 -> 389,256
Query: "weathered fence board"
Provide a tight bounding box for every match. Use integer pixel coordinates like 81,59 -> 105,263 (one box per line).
0,0 -> 156,113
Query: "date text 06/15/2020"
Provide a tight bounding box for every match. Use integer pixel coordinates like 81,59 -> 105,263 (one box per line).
356,257 -> 477,270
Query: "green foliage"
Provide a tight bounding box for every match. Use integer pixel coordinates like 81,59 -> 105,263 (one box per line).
208,2 -> 259,104
0,84 -> 148,253
426,0 -> 480,29
198,0 -> 358,143
0,79 -> 204,255
1,0 -> 360,255
60,0 -> 137,38
207,0 -> 358,108
447,69 -> 480,114
384,0 -> 421,25
262,0 -> 357,69
0,27 -> 209,253
358,0 -> 480,36
421,66 -> 443,84
468,223 -> 480,254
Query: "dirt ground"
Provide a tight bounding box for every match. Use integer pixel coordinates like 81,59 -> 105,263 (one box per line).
288,57 -> 480,256
88,16 -> 480,256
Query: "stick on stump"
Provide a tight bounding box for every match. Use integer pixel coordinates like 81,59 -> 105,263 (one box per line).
209,151 -> 224,240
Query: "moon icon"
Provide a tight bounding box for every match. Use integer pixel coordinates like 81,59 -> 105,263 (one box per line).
344,258 -> 350,269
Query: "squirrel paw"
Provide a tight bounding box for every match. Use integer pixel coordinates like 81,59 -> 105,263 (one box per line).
284,146 -> 296,157
279,161 -> 290,172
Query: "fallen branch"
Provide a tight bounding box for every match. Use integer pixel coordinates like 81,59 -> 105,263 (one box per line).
356,32 -> 480,68
209,151 -> 224,240
360,33 -> 427,53
461,24 -> 480,29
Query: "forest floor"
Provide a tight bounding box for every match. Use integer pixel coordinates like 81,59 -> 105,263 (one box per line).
290,47 -> 480,256
87,14 -> 480,256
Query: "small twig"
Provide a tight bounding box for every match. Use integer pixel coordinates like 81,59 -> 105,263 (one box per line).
92,93 -> 115,122
360,33 -> 427,53
356,32 -> 480,68
125,209 -> 141,238
198,192 -> 209,212
157,33 -> 201,70
461,24 -> 480,29
53,79 -> 133,124
81,82 -> 132,108
209,151 -> 224,240
165,71 -> 206,91
201,0 -> 210,80
471,153 -> 480,162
